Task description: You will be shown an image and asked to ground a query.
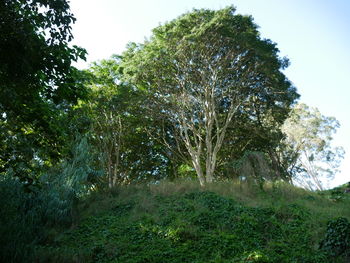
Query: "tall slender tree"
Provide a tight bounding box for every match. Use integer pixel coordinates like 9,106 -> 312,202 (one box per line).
281,103 -> 345,190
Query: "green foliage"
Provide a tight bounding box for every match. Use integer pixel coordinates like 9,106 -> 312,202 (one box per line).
54,135 -> 101,195
0,0 -> 87,110
0,177 -> 38,262
0,0 -> 87,182
320,217 -> 350,258
38,185 -> 335,262
322,182 -> 350,202
0,175 -> 75,262
1,3 -> 348,262
121,6 -> 299,184
0,135 -> 99,262
79,57 -> 179,186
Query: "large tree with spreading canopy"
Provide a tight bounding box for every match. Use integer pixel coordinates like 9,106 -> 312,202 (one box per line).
121,7 -> 299,186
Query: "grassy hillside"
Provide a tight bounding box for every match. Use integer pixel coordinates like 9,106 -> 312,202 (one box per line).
36,180 -> 350,262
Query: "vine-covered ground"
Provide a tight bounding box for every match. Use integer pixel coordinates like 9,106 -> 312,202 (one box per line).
37,180 -> 350,262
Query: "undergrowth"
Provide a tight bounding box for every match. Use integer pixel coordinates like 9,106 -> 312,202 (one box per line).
34,179 -> 350,263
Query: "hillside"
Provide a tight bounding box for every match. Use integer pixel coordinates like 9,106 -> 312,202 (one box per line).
1,2 -> 348,263
35,180 -> 350,263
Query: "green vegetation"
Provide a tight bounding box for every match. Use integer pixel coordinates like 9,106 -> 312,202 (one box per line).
0,1 -> 348,262
0,0 -> 87,183
1,2 -> 343,189
21,180 -> 350,262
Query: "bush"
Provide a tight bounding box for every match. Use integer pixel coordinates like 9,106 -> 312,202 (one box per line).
320,217 -> 350,258
0,174 -> 77,262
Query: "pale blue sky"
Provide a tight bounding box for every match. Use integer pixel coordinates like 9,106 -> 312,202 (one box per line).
70,0 -> 350,187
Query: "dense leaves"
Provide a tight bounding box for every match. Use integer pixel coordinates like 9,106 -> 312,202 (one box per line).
75,57 -> 177,186
40,190 -> 328,262
0,0 -> 86,110
0,0 -> 87,180
121,7 -> 299,185
0,173 -> 78,262
320,217 -> 350,258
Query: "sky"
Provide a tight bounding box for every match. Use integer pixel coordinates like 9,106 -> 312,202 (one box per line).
69,0 -> 350,188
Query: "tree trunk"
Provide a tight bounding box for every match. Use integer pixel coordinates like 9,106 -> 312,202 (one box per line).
192,156 -> 205,186
269,149 -> 282,180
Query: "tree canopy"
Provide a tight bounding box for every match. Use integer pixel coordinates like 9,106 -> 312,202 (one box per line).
0,4 -> 344,189
121,7 -> 299,185
0,0 -> 87,118
0,0 -> 87,181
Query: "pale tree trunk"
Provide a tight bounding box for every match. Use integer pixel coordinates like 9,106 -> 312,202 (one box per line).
293,149 -> 324,191
94,109 -> 124,189
178,111 -> 206,186
192,156 -> 205,186
107,155 -> 113,188
203,74 -> 240,183
111,116 -> 122,187
152,34 -> 251,186
171,50 -> 243,185
204,106 -> 237,183
112,165 -> 118,187
204,82 -> 215,183
175,78 -> 240,185
301,150 -> 323,191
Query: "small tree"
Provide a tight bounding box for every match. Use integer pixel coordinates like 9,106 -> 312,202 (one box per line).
84,58 -> 174,187
86,59 -> 133,187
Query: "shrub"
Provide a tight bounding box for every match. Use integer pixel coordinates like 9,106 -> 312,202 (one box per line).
320,217 -> 350,257
0,174 -> 77,262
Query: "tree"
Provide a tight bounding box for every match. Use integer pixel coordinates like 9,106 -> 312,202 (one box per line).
280,103 -> 344,190
121,7 -> 298,186
0,0 -> 87,180
80,57 -> 175,187
87,76 -> 133,187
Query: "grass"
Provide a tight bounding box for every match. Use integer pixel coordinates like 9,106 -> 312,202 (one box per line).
35,179 -> 350,262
